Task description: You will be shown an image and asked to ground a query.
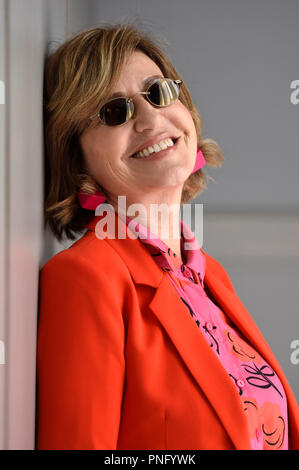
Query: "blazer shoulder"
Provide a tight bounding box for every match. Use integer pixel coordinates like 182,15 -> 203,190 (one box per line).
40,230 -> 132,285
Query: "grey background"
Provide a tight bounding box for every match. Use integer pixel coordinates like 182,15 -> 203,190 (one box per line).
0,0 -> 298,449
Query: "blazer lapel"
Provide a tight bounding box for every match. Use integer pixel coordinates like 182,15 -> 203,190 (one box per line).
148,273 -> 251,450
204,266 -> 277,372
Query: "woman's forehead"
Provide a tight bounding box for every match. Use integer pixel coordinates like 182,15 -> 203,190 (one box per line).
108,74 -> 164,100
111,51 -> 163,90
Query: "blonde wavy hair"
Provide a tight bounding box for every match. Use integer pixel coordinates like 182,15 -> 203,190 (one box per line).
44,19 -> 225,242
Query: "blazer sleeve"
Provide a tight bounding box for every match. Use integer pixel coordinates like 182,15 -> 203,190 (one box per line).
36,251 -> 126,450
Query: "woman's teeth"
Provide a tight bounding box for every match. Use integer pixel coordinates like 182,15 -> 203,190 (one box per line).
132,138 -> 175,158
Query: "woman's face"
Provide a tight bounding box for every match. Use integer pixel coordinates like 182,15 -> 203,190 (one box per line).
79,50 -> 198,208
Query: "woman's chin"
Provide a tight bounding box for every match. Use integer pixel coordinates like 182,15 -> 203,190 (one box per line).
138,173 -> 189,190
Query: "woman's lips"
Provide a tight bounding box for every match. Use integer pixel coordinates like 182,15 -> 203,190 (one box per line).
130,137 -> 179,160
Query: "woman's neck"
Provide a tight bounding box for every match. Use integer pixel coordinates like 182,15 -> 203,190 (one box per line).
108,191 -> 185,262
131,208 -> 184,263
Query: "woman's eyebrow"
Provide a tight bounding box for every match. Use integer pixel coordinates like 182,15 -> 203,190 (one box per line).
108,74 -> 164,99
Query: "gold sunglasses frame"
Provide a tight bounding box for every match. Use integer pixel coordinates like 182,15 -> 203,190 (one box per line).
79,78 -> 183,135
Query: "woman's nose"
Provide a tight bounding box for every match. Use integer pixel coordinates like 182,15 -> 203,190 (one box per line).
132,95 -> 162,132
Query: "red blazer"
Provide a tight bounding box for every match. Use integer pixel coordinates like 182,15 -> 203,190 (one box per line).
36,213 -> 299,450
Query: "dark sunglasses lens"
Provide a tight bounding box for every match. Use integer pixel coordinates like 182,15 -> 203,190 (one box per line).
99,98 -> 129,125
148,79 -> 180,106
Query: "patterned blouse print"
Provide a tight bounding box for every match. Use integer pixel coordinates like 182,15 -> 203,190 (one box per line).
123,214 -> 289,450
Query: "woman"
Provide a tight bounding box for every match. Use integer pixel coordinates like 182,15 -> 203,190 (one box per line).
37,21 -> 299,450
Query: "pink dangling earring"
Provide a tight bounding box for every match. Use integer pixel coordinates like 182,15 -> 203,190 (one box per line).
192,147 -> 206,174
78,188 -> 106,210
78,147 -> 206,210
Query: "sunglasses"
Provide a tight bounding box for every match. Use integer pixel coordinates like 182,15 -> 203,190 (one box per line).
79,78 -> 183,134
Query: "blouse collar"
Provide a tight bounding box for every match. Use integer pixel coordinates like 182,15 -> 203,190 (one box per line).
122,214 -> 206,283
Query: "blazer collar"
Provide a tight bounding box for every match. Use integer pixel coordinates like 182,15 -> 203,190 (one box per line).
85,213 -> 298,449
85,212 -> 205,287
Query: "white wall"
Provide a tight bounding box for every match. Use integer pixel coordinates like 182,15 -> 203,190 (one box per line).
0,0 -> 49,449
0,0 -> 7,452
0,0 -> 45,450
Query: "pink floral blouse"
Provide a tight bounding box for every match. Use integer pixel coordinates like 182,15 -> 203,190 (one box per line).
123,214 -> 289,450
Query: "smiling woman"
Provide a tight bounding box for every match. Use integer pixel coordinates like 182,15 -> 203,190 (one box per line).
37,20 -> 299,451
